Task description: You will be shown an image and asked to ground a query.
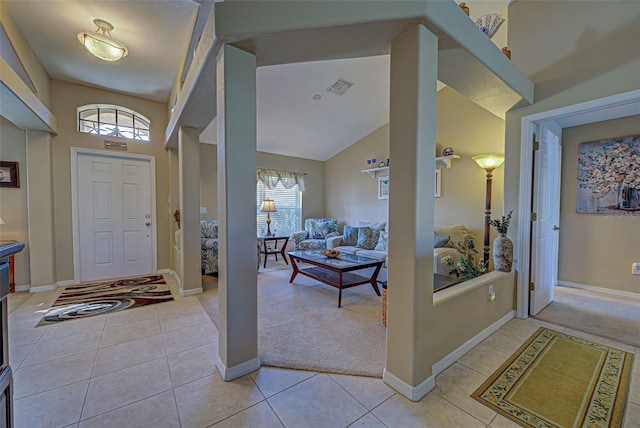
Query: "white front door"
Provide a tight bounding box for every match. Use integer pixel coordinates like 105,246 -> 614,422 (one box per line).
77,152 -> 154,282
530,122 -> 562,316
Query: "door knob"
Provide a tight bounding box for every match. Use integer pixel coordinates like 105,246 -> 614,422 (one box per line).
145,222 -> 151,227
553,225 -> 560,231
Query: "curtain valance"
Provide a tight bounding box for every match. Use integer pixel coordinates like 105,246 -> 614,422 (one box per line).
256,168 -> 306,191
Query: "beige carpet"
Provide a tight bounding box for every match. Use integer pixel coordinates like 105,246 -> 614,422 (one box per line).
534,286 -> 640,348
473,327 -> 633,427
198,264 -> 386,377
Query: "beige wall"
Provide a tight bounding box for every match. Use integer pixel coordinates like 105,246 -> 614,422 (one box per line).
505,1 -> 640,266
199,143 -> 326,225
0,1 -> 51,108
432,271 -> 515,363
50,80 -> 171,281
0,116 -> 30,285
326,87 -> 506,244
558,116 -> 640,294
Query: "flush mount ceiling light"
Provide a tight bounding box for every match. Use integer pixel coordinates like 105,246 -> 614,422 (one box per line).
77,19 -> 128,62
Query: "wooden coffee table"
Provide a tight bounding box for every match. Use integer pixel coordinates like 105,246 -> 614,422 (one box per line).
288,250 -> 384,307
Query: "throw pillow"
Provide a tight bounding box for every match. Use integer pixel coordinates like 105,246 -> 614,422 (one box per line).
356,220 -> 387,231
356,227 -> 380,250
375,231 -> 389,251
311,220 -> 334,239
434,232 -> 450,248
342,225 -> 361,246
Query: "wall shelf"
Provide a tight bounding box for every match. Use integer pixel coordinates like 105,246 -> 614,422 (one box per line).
436,155 -> 460,168
361,166 -> 389,178
361,155 -> 459,177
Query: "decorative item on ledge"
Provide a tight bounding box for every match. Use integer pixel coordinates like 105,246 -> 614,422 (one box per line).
475,13 -> 505,39
321,249 -> 340,258
459,2 -> 470,15
436,154 -> 460,169
490,210 -> 514,272
442,147 -> 454,156
502,47 -> 511,59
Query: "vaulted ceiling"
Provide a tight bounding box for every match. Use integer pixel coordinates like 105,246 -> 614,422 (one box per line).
4,0 -> 512,160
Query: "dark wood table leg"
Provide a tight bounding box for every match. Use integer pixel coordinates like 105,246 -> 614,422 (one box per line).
280,238 -> 289,265
338,271 -> 343,307
263,240 -> 268,269
289,257 -> 299,283
370,264 -> 382,296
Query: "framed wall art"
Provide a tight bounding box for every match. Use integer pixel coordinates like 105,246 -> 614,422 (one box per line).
576,134 -> 639,215
0,161 -> 20,188
378,176 -> 389,200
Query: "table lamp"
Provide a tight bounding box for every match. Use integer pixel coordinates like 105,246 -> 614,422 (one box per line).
259,199 -> 277,236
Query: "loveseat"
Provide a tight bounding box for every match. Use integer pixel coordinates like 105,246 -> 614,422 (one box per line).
291,218 -> 339,250
327,222 -> 468,283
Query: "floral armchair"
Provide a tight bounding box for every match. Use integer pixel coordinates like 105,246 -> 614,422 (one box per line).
202,220 -> 262,274
291,218 -> 339,251
201,220 -> 219,273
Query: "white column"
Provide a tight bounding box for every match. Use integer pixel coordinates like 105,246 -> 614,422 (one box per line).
215,44 -> 259,380
26,130 -> 56,286
384,24 -> 438,401
178,126 -> 202,296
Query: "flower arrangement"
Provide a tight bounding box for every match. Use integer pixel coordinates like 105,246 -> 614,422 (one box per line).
442,234 -> 488,281
489,210 -> 513,234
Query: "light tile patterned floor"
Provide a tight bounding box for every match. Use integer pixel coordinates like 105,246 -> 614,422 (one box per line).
7,276 -> 640,428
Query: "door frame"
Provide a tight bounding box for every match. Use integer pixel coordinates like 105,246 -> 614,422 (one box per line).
515,89 -> 640,318
71,147 -> 158,284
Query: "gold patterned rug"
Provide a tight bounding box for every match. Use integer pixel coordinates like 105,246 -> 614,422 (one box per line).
37,275 -> 173,326
472,328 -> 633,427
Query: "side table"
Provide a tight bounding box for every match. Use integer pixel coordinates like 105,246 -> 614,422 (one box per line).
259,236 -> 289,268
0,240 -> 16,293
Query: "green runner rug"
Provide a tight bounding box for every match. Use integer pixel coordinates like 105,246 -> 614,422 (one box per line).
472,327 -> 633,427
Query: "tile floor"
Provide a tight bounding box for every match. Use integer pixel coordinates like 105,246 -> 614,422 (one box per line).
7,276 -> 640,428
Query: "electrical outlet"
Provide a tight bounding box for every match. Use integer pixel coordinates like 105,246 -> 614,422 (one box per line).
632,263 -> 640,275
200,207 -> 207,214
488,285 -> 496,301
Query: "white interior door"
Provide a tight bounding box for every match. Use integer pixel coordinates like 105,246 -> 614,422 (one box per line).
77,152 -> 154,282
530,122 -> 562,315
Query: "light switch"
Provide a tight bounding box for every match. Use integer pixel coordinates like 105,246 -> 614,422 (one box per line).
200,207 -> 207,214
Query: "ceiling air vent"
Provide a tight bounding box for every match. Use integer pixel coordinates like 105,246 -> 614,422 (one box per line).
327,78 -> 354,96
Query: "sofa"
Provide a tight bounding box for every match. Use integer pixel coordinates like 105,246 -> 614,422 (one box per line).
327,222 -> 468,283
291,218 -> 339,250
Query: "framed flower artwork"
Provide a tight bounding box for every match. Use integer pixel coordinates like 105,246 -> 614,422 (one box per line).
576,134 -> 639,215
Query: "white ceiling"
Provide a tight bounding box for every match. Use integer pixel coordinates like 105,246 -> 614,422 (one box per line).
3,0 -> 199,102
5,0 -> 524,160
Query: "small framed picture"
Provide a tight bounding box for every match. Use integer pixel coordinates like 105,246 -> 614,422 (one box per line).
0,161 -> 20,188
435,169 -> 442,198
378,176 -> 389,200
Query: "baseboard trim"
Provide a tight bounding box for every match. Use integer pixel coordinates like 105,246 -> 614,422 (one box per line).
557,281 -> 640,299
169,270 -> 182,287
57,280 -> 75,287
29,284 -> 57,293
14,285 -> 30,292
382,369 -> 435,402
179,287 -> 203,297
157,268 -> 171,275
215,355 -> 261,381
433,310 -> 515,377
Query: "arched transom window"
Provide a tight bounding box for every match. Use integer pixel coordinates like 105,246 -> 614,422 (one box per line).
77,104 -> 151,141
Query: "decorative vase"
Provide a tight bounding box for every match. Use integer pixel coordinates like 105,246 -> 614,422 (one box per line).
502,47 -> 511,59
459,2 -> 470,15
618,184 -> 640,211
493,233 -> 513,272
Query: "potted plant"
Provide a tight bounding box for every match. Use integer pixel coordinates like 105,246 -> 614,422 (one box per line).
442,234 -> 488,281
490,210 -> 513,272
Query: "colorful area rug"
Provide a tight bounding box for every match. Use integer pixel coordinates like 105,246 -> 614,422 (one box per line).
472,328 -> 633,427
37,275 -> 173,326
